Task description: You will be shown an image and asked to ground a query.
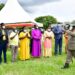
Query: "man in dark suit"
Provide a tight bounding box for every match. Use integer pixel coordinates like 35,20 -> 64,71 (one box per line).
53,23 -> 64,55
0,23 -> 8,64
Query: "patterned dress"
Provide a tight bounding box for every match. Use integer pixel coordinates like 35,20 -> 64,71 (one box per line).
44,31 -> 54,57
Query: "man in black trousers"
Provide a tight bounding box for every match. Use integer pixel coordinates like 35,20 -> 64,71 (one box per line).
52,23 -> 64,55
0,23 -> 8,64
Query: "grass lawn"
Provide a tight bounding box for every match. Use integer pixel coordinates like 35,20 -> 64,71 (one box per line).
0,38 -> 75,75
0,51 -> 75,75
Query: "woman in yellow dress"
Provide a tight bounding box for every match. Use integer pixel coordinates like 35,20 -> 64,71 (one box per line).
19,28 -> 30,60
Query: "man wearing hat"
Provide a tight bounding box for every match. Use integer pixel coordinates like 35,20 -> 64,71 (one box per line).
62,25 -> 75,68
0,23 -> 8,64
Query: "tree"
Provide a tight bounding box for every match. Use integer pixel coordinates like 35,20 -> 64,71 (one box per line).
0,3 -> 5,10
35,15 -> 57,29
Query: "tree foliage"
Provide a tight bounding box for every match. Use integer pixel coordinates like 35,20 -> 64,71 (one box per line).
0,3 -> 4,10
35,15 -> 57,29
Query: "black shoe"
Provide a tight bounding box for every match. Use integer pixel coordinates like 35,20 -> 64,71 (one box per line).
0,59 -> 2,64
59,53 -> 62,55
54,53 -> 58,56
61,63 -> 69,69
0,62 -> 2,64
0,61 -> 2,64
4,61 -> 7,64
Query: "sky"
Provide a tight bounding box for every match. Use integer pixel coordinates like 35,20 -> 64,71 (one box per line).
0,0 -> 75,22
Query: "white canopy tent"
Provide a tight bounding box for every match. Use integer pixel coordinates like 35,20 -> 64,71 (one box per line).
0,0 -> 34,23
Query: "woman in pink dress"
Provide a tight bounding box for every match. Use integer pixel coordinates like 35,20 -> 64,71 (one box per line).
43,27 -> 54,57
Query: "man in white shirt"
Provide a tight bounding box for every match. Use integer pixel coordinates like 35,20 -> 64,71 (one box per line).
9,28 -> 18,62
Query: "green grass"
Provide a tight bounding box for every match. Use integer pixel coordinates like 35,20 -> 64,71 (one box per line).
0,38 -> 75,75
0,51 -> 75,75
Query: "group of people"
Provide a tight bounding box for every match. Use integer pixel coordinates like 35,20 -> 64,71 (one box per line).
0,22 -> 75,69
0,23 -> 63,63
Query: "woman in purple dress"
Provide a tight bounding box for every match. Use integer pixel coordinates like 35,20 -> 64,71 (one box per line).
31,25 -> 42,57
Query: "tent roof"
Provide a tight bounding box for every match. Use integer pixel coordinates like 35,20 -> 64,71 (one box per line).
0,0 -> 33,23
5,23 -> 34,28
